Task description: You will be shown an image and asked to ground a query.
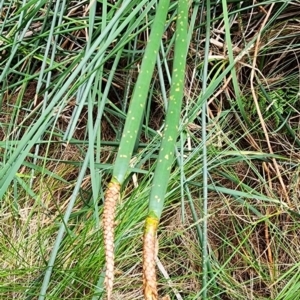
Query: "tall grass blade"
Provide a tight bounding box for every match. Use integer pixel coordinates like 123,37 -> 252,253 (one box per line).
143,0 -> 190,298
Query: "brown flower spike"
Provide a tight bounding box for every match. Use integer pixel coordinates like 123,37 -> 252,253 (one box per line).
103,181 -> 121,300
143,216 -> 159,300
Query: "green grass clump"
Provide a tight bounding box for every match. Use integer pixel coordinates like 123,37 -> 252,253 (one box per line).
1,0 -> 300,299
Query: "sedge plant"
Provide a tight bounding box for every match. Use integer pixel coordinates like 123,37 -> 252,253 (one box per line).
142,0 -> 190,299
102,0 -> 170,298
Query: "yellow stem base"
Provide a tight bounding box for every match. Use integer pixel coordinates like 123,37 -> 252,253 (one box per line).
143,216 -> 159,300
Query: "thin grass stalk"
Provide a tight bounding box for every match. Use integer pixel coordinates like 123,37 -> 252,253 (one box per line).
88,0 -> 108,226
201,0 -> 210,297
142,1 -> 189,298
31,0 -> 66,187
38,155 -> 90,299
175,144 -> 221,297
221,0 -> 249,125
102,1 -> 170,298
63,17 -> 121,141
201,0 -> 210,300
